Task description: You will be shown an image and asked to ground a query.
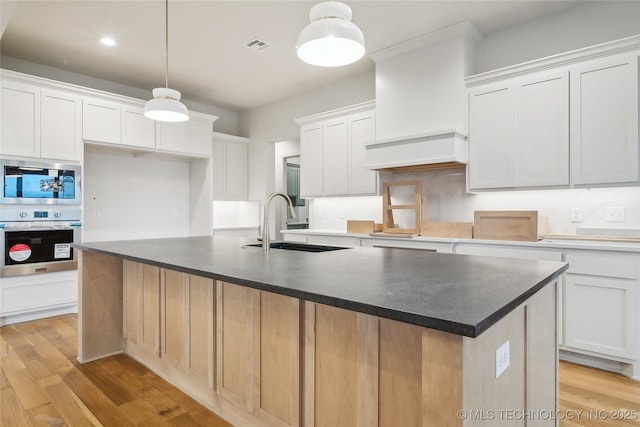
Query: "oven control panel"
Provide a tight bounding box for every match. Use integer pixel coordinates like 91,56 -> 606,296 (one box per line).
0,207 -> 81,222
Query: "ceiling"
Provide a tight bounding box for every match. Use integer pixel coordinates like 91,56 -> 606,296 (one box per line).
1,1 -> 583,112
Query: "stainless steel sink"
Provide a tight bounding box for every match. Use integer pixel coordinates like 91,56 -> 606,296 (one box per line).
244,242 -> 351,253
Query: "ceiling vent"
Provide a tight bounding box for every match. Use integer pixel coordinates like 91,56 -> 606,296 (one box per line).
244,38 -> 272,52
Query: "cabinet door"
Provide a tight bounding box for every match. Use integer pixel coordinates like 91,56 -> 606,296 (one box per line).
122,105 -> 155,149
1,81 -> 40,157
300,123 -> 323,197
565,274 -> 636,359
468,81 -> 515,190
323,118 -> 349,196
162,269 -> 189,372
40,90 -> 82,161
515,71 -> 569,187
82,98 -> 121,144
187,116 -> 213,156
212,140 -> 227,200
156,121 -> 188,153
124,261 -> 161,358
349,112 -> 377,195
570,54 -> 639,184
226,142 -> 248,201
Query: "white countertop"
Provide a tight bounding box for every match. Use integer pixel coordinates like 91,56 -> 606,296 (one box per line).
281,229 -> 640,253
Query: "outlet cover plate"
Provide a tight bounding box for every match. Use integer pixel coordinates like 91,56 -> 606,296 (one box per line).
495,340 -> 510,378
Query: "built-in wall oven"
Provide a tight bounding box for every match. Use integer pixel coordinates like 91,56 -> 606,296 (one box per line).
0,207 -> 81,277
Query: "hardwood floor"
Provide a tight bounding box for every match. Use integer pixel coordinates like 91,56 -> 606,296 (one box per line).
1,314 -> 639,426
0,314 -> 231,427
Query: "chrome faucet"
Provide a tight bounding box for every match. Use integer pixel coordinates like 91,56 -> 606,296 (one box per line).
260,192 -> 296,252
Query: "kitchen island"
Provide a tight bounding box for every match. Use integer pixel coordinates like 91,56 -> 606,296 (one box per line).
74,235 -> 567,426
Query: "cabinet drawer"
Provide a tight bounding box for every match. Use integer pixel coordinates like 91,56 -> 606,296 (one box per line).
565,251 -> 638,279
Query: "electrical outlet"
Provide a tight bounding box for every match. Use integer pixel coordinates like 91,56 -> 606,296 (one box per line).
94,210 -> 101,219
605,206 -> 625,222
570,208 -> 582,222
495,340 -> 510,378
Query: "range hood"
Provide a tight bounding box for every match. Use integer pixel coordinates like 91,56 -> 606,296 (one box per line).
365,130 -> 467,172
365,22 -> 479,171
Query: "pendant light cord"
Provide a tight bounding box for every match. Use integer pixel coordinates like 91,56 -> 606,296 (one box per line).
165,0 -> 169,89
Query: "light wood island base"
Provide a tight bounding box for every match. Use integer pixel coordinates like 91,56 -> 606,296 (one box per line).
78,250 -> 558,427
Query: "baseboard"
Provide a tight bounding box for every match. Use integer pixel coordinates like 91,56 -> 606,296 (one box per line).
0,304 -> 78,326
560,349 -> 636,379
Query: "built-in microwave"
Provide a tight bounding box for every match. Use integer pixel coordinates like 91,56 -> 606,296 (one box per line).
1,159 -> 81,205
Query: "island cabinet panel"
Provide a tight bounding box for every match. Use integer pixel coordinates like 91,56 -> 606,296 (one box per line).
123,261 -> 160,358
188,275 -> 215,388
304,303 -> 378,427
256,291 -> 301,427
77,251 -> 124,363
216,281 -> 301,427
162,269 -> 190,372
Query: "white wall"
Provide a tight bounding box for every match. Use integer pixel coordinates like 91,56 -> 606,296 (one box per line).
83,147 -> 191,242
476,1 -> 640,73
0,56 -> 240,134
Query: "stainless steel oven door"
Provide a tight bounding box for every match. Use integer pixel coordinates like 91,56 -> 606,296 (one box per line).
1,224 -> 80,277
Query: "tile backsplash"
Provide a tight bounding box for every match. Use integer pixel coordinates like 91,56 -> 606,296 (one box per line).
309,168 -> 640,234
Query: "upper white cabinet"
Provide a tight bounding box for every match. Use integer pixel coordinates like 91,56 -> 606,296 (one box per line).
570,54 -> 639,185
213,132 -> 249,201
299,123 -> 323,197
468,70 -> 569,190
1,80 -> 41,158
468,81 -> 515,190
1,80 -> 81,161
156,113 -> 215,157
515,71 -> 569,187
83,98 -> 155,149
297,101 -> 377,198
156,121 -> 188,153
466,38 -> 639,190
186,114 -> 215,156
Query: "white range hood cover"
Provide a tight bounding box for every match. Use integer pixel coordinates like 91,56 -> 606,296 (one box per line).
365,130 -> 468,171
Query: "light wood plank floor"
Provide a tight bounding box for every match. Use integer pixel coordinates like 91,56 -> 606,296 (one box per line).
1,314 -> 639,426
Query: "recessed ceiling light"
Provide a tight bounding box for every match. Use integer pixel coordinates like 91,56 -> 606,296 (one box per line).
100,37 -> 117,47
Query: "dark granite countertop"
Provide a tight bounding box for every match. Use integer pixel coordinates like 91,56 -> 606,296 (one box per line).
74,235 -> 568,338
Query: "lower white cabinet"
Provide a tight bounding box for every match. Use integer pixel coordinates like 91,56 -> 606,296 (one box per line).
0,271 -> 78,325
563,250 -> 638,360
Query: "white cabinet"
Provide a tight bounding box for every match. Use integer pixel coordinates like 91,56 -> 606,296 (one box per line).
1,80 -> 81,161
515,71 -> 569,187
297,102 -> 377,198
322,118 -> 349,195
468,70 -> 569,190
156,121 -> 188,153
156,113 -> 215,157
1,80 -> 40,157
40,90 -> 82,161
570,54 -> 639,185
213,133 -> 249,201
187,114 -> 214,156
468,81 -> 515,190
122,105 -> 155,149
349,111 -> 377,195
83,98 -> 121,144
564,250 -> 638,360
83,98 -> 155,149
299,123 -> 323,197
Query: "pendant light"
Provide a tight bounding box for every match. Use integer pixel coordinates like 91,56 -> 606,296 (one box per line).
296,1 -> 365,67
144,0 -> 188,122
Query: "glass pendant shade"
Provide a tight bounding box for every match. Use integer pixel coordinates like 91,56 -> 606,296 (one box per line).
297,1 -> 365,67
144,88 -> 189,122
